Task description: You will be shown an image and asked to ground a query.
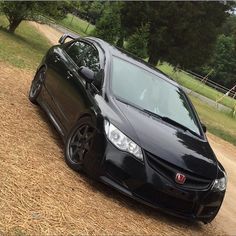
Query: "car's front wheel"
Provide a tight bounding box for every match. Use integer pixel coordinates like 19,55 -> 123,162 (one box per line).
29,67 -> 45,104
64,117 -> 95,172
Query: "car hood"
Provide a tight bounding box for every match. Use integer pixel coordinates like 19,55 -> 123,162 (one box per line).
114,99 -> 218,180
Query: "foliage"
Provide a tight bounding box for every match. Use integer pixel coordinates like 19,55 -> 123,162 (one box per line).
196,15 -> 236,89
118,1 -> 148,48
93,2 -> 122,44
120,2 -> 232,68
0,1 -> 68,33
73,1 -> 105,25
221,15 -> 236,37
126,24 -> 149,58
80,1 -> 232,69
149,2 -> 231,67
209,34 -> 236,88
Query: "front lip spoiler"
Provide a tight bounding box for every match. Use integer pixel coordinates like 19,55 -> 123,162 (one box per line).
99,175 -> 200,222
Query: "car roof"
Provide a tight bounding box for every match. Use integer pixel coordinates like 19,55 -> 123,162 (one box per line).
85,37 -> 180,88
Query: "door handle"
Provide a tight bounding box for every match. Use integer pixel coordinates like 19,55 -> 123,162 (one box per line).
66,70 -> 73,80
54,55 -> 61,63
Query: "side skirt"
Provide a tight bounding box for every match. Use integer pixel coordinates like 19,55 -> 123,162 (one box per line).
37,88 -> 67,142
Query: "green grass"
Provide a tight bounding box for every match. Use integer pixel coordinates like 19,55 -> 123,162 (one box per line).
57,14 -> 95,37
190,95 -> 236,145
0,15 -> 51,70
158,63 -> 236,109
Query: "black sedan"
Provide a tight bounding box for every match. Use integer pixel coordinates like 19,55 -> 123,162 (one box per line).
29,34 -> 227,223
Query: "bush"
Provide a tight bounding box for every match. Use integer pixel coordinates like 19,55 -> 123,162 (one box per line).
126,24 -> 149,58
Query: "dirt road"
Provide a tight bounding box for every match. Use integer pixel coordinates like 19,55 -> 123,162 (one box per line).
0,23 -> 235,235
207,134 -> 236,235
29,22 -> 63,45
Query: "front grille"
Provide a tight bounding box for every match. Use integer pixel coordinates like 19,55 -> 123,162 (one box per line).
146,151 -> 212,190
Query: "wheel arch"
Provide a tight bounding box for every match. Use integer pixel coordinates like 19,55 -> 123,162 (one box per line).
77,110 -> 97,126
76,107 -> 105,133
33,64 -> 47,83
36,64 -> 47,74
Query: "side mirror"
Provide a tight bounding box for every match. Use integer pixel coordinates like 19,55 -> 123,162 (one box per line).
201,123 -> 207,133
58,34 -> 76,44
93,69 -> 104,91
78,66 -> 95,84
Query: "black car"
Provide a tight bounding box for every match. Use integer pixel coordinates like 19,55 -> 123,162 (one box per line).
29,34 -> 227,223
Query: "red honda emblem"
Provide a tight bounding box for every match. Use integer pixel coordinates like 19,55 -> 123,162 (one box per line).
175,173 -> 186,184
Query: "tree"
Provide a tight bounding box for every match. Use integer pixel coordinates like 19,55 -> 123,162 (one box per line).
73,1 -> 105,25
209,34 -> 236,88
118,1 -> 148,48
148,2 -> 232,68
197,12 -> 236,89
93,2 -> 122,44
88,1 -> 105,25
67,1 -> 233,71
0,1 -> 68,33
126,24 -> 149,58
119,2 -> 232,68
221,15 -> 236,37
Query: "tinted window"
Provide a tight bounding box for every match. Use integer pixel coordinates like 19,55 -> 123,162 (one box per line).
111,57 -> 201,136
66,41 -> 100,72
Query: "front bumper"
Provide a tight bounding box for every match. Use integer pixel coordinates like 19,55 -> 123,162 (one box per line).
99,142 -> 225,223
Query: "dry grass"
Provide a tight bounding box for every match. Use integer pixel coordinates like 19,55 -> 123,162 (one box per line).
0,61 -> 226,235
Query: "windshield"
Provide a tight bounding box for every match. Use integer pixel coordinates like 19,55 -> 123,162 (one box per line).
111,56 -> 201,136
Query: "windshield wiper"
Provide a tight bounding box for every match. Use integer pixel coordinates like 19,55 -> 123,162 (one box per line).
117,99 -> 162,120
116,98 -> 199,137
143,109 -> 163,120
161,116 -> 197,135
116,97 -> 146,113
143,109 -> 198,137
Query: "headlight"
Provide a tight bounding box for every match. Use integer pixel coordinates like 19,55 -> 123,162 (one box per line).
212,176 -> 227,191
104,120 -> 143,161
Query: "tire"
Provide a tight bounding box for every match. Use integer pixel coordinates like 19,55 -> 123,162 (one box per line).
64,117 -> 95,172
29,67 -> 46,104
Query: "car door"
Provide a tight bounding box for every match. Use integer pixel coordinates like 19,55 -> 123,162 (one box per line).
62,41 -> 102,131
53,40 -> 101,132
43,45 -> 74,133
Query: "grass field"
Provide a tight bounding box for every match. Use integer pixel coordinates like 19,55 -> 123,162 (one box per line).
158,63 -> 236,109
0,15 -> 51,70
190,95 -> 236,145
57,14 -> 95,36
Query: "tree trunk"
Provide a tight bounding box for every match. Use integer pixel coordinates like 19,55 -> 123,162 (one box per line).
85,22 -> 90,33
8,18 -> 22,33
116,35 -> 124,48
70,14 -> 74,26
148,53 -> 159,66
147,30 -> 159,66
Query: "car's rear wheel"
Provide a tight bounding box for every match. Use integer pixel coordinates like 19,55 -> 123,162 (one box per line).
29,67 -> 45,104
65,117 -> 95,171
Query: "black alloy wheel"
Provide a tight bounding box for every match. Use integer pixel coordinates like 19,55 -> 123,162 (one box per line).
65,118 -> 95,171
29,68 -> 45,104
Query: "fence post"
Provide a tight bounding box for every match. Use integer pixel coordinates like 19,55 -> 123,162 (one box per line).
70,14 -> 74,26
233,103 -> 236,117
